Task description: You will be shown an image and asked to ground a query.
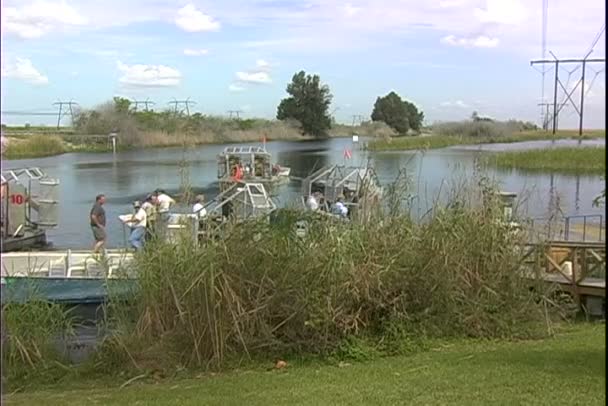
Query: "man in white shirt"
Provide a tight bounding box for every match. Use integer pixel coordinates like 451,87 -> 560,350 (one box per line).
193,194 -> 207,219
155,190 -> 175,213
125,200 -> 147,251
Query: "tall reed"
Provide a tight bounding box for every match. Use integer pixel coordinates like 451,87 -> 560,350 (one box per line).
95,176 -> 553,373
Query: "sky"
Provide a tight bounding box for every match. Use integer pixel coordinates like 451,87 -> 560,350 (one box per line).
0,0 -> 606,128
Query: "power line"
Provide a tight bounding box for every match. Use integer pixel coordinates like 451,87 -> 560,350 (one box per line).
584,22 -> 606,57
52,100 -> 78,129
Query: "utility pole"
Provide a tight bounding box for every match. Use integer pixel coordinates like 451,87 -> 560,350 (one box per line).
168,98 -> 196,116
132,99 -> 155,111
53,100 -> 78,129
537,102 -> 555,130
351,115 -> 364,126
530,55 -> 605,136
227,110 -> 243,120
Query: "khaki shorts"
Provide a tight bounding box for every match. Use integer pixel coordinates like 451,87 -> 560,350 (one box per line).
91,226 -> 106,242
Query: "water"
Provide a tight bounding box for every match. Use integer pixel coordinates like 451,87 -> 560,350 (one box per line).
4,137 -> 605,249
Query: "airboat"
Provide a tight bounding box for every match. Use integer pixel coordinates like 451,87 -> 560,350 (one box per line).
1,167 -> 59,252
217,146 -> 290,193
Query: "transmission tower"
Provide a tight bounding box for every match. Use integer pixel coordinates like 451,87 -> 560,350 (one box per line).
227,110 -> 243,119
168,98 -> 196,116
132,98 -> 155,111
351,115 -> 364,126
53,100 -> 78,129
530,52 -> 605,136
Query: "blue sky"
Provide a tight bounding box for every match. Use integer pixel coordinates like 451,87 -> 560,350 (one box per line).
1,0 -> 606,128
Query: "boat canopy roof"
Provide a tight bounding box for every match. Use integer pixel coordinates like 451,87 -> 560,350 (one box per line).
1,167 -> 46,184
220,146 -> 271,157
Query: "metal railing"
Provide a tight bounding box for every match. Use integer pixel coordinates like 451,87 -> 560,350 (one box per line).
526,213 -> 605,242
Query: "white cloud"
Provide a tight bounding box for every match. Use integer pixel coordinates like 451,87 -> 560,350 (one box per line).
344,3 -> 361,17
440,100 -> 469,108
116,61 -> 181,87
255,59 -> 271,71
183,48 -> 209,56
232,59 -> 274,85
175,4 -> 220,32
3,1 -> 87,39
235,71 -> 272,84
229,83 -> 245,92
440,34 -> 499,48
1,58 -> 49,85
473,0 -> 526,25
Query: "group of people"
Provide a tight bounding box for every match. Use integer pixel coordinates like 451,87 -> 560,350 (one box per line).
305,191 -> 350,218
89,189 -> 177,253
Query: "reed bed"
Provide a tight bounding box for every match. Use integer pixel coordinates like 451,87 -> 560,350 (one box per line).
368,130 -> 605,152
2,135 -> 67,159
489,146 -> 606,175
2,178 -> 564,387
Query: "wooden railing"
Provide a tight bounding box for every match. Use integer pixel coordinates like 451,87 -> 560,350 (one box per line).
520,241 -> 606,299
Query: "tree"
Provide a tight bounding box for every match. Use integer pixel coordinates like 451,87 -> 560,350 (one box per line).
371,92 -> 423,134
276,71 -> 333,137
113,97 -> 132,114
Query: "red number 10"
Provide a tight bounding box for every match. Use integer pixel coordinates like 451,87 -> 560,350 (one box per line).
10,194 -> 24,205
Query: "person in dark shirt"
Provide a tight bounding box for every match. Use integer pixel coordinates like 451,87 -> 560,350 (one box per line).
90,194 -> 107,253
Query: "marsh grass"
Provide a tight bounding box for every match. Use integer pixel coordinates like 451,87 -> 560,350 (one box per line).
3,173 -> 567,388
3,135 -> 67,159
368,130 -> 606,152
1,298 -> 75,383
488,146 -> 606,175
88,175 -> 559,377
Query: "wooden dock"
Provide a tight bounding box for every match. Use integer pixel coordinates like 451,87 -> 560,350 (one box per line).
520,240 -> 605,315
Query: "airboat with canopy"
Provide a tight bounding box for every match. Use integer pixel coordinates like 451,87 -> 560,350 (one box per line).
301,164 -> 382,221
1,167 -> 59,252
217,146 -> 290,193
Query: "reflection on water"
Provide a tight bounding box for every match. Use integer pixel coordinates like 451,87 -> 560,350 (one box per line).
4,137 -> 604,249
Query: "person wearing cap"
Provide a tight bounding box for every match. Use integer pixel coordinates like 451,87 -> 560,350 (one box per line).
192,194 -> 207,219
125,200 -> 147,251
331,194 -> 348,218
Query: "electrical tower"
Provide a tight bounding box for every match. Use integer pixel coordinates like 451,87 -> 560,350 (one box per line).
168,98 -> 197,116
53,100 -> 78,129
531,53 -> 605,136
227,110 -> 243,119
132,98 -> 155,111
351,115 -> 364,126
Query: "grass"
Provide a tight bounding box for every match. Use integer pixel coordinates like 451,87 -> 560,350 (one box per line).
2,135 -> 68,159
4,323 -> 605,406
489,146 -> 606,175
368,130 -> 606,152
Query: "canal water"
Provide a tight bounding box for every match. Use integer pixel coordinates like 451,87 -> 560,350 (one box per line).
3,137 -> 605,249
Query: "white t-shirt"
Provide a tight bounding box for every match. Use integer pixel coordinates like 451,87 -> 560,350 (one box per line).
306,195 -> 319,211
332,201 -> 348,217
131,207 -> 147,228
193,203 -> 207,218
157,193 -> 174,213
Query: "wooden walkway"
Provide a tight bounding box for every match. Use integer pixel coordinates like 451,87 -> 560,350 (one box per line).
521,241 -> 606,303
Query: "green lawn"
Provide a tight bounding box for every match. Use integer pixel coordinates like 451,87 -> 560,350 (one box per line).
4,324 -> 605,406
490,146 -> 606,175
